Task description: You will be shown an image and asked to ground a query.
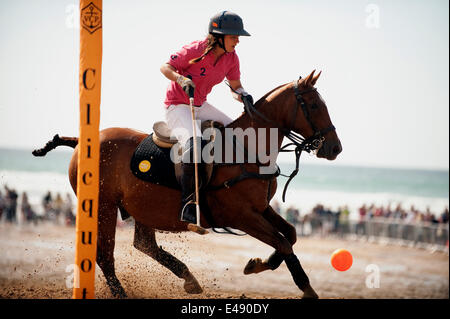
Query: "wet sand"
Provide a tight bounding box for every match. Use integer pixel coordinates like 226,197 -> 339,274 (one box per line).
0,222 -> 448,299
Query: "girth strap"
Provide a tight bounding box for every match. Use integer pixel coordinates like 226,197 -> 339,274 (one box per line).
207,164 -> 280,191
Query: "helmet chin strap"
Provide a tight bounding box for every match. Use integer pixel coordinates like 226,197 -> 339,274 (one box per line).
217,35 -> 228,53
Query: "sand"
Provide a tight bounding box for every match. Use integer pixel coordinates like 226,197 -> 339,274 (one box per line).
0,222 -> 448,299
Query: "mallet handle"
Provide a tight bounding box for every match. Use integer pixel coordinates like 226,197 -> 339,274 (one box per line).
190,97 -> 201,227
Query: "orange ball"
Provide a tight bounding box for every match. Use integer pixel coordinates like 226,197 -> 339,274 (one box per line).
331,249 -> 353,271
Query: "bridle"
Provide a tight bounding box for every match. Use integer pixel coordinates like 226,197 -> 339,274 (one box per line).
278,77 -> 336,201
286,78 -> 336,152
227,77 -> 336,201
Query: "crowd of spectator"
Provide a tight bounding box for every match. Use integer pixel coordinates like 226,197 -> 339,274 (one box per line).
0,185 -> 76,226
0,185 -> 18,223
272,200 -> 449,247
2,185 -> 449,247
356,203 -> 449,225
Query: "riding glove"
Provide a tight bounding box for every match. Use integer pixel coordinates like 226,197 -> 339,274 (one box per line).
241,93 -> 254,109
176,75 -> 196,98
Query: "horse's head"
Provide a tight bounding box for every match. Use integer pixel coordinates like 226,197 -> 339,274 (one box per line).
282,70 -> 342,160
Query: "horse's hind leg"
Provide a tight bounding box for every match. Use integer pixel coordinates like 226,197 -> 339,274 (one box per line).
244,205 -> 297,275
96,202 -> 127,298
133,221 -> 203,294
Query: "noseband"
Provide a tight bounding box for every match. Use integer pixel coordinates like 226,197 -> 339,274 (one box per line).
285,77 -> 336,153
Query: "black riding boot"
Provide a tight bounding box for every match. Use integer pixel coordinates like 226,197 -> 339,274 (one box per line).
180,161 -> 197,224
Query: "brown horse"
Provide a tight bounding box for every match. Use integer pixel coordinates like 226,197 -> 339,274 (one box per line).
33,70 -> 342,298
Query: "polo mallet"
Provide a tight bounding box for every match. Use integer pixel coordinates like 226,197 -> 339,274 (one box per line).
187,85 -> 208,235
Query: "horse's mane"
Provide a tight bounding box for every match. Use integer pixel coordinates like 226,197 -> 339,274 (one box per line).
225,82 -> 291,128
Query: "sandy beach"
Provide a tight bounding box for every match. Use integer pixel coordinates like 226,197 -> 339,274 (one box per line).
0,222 -> 448,299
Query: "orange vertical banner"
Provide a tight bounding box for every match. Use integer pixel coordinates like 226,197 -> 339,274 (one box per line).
73,0 -> 102,299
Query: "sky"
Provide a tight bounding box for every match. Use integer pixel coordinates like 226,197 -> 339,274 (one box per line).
0,0 -> 448,170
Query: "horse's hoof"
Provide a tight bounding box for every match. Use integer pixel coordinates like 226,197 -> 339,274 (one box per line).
301,285 -> 319,299
184,276 -> 203,294
243,258 -> 264,275
112,287 -> 127,299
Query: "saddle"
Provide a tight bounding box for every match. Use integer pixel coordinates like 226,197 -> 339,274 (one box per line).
129,120 -> 223,190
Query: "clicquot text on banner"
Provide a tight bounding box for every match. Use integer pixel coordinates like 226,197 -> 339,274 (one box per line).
73,0 -> 102,299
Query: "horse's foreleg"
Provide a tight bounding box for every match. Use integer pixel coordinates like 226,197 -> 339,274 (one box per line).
96,202 -> 127,298
244,205 -> 297,274
133,221 -> 202,294
237,211 -> 318,299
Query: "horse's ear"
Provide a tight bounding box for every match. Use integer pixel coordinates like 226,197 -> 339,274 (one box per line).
304,70 -> 316,87
310,70 -> 322,86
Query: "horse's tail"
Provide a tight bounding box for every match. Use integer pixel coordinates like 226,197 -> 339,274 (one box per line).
32,134 -> 78,157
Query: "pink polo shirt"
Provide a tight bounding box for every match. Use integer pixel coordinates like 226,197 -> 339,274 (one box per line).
164,38 -> 241,107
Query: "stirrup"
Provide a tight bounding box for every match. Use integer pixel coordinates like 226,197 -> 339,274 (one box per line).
187,223 -> 209,235
181,201 -> 208,235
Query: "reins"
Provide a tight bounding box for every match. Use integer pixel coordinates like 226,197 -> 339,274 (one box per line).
202,78 -> 336,235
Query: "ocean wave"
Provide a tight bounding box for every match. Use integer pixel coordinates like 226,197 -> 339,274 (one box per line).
1,169 -> 448,219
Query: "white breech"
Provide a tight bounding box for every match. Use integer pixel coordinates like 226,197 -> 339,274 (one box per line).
165,101 -> 233,147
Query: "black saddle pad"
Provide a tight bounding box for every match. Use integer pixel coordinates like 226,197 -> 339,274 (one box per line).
130,134 -> 180,190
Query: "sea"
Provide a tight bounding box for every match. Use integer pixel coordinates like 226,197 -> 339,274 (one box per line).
0,147 -> 448,220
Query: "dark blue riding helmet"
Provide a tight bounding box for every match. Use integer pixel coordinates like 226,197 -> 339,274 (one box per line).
208,11 -> 251,36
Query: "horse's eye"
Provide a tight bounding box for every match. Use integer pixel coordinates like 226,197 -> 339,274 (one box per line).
311,103 -> 319,110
